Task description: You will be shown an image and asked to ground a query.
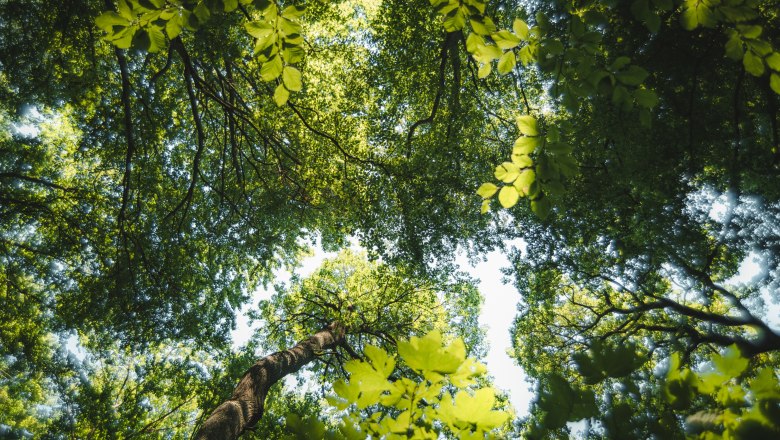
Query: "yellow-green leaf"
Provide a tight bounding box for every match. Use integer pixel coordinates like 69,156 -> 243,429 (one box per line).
516,115 -> 538,136
492,30 -> 521,50
282,4 -> 306,19
513,18 -> 529,40
513,136 -> 539,155
95,12 -> 130,32
743,50 -> 765,77
511,152 -> 532,168
494,162 -> 520,183
245,21 -> 274,39
476,182 -> 499,199
513,169 -> 535,195
261,55 -> 283,81
497,50 -> 516,74
766,53 -> 780,72
498,186 -> 520,208
478,62 -> 491,78
771,73 -> 780,95
282,66 -> 302,91
273,83 -> 290,106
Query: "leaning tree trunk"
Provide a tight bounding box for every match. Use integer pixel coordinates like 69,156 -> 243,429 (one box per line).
193,322 -> 345,440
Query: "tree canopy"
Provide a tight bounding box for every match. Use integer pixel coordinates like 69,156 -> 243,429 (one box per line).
1,0 -> 780,438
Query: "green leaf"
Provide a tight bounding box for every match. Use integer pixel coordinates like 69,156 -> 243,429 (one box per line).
333,378 -> 360,404
546,142 -> 571,156
465,33 -> 485,53
645,12 -> 661,33
110,25 -> 136,49
279,17 -> 302,37
494,162 -> 520,183
480,199 -> 490,214
473,44 -> 502,63
511,153 -> 533,168
492,30 -> 521,50
516,115 -> 539,136
282,5 -> 306,19
477,62 -> 491,78
680,6 -> 699,31
476,183 -> 498,199
634,88 -> 659,108
546,126 -> 560,142
260,55 -> 283,81
273,83 -> 290,106
439,388 -> 509,431
282,66 -> 302,91
612,85 -> 630,105
771,73 -> 780,95
518,44 -> 536,65
245,21 -> 274,39
397,331 -> 465,377
711,344 -> 748,378
750,368 -> 780,399
545,179 -> 565,196
470,17 -> 496,36
531,197 -> 551,219
95,12 -> 131,32
116,0 -> 134,20
498,186 -> 520,208
737,24 -> 762,39
725,32 -> 744,61
747,39 -> 772,57
497,51 -> 516,75
630,0 -> 650,21
282,46 -> 305,64
765,52 -> 780,72
513,136 -> 539,155
364,345 -> 395,378
223,0 -> 238,12
147,26 -> 166,53
131,28 -> 151,52
616,65 -> 649,86
513,18 -> 529,40
443,8 -> 466,32
193,1 -> 211,23
609,56 -> 631,71
513,169 -> 535,195
743,50 -> 765,77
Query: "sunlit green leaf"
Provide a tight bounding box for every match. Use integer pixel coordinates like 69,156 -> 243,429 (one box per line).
497,51 -> 516,74
498,186 -> 520,208
282,66 -> 302,92
513,136 -> 539,155
273,83 -> 289,106
476,183 -> 498,199
516,115 -> 539,136
494,162 -> 520,183
513,18 -> 529,40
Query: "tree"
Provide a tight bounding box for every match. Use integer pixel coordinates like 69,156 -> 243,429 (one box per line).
2,0 -> 780,438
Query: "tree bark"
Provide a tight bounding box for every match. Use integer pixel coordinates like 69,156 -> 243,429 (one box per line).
193,322 -> 345,440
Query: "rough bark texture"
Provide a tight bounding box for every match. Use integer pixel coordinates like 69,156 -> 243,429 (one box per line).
193,322 -> 345,440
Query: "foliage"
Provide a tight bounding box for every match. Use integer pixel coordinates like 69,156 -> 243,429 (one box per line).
2,0 -> 780,437
253,249 -> 486,381
665,345 -> 780,439
321,331 -> 511,439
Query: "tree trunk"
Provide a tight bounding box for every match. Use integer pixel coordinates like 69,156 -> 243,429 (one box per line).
193,322 -> 345,440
